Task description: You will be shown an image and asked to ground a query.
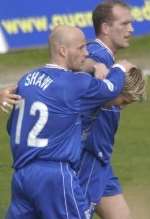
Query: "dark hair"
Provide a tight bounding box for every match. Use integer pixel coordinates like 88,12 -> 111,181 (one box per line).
92,1 -> 130,35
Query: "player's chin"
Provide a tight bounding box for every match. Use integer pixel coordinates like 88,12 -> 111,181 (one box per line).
121,42 -> 130,48
124,38 -> 131,47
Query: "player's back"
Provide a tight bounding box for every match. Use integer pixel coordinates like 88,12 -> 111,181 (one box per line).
8,64 -> 92,169
8,63 -> 125,169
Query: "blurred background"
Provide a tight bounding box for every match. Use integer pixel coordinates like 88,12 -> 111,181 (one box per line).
0,0 -> 150,218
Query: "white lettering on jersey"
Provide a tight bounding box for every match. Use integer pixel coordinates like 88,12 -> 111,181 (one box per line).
25,72 -> 53,90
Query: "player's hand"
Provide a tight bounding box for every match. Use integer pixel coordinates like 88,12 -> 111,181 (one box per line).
0,86 -> 21,113
94,63 -> 109,80
117,60 -> 136,73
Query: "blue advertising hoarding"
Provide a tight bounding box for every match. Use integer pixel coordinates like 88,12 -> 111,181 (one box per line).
0,0 -> 150,53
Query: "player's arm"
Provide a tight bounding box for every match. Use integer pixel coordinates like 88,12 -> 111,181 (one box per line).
81,58 -> 109,80
80,58 -> 97,73
80,60 -> 135,111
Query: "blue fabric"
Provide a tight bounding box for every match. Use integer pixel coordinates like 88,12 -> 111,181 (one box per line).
78,151 -> 122,216
78,40 -> 122,216
7,64 -> 125,218
6,161 -> 89,219
8,65 -> 124,170
82,40 -> 121,164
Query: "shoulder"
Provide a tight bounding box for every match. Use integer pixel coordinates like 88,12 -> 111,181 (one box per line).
87,41 -> 110,60
87,40 -> 114,67
64,71 -> 93,91
87,40 -> 106,56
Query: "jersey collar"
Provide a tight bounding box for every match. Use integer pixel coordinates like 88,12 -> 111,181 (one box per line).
45,64 -> 68,71
95,38 -> 115,62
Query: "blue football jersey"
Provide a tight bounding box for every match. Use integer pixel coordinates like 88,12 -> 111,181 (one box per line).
87,39 -> 114,68
83,39 -> 121,164
8,64 -> 124,169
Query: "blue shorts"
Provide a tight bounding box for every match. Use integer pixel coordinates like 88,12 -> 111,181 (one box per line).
6,161 -> 90,219
78,151 -> 122,208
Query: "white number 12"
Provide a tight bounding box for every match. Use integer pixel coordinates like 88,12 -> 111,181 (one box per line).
15,99 -> 49,147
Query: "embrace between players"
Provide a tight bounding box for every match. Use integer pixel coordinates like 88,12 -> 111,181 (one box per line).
4,1 -> 145,219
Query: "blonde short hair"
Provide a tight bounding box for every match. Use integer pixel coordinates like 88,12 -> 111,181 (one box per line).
122,67 -> 145,101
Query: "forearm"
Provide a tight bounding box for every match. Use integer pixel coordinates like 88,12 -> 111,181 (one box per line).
80,58 -> 96,73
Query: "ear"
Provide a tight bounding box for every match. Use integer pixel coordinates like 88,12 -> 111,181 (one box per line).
101,22 -> 111,35
59,45 -> 67,57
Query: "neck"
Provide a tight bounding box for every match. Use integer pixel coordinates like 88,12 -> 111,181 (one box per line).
97,35 -> 117,55
50,57 -> 67,69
